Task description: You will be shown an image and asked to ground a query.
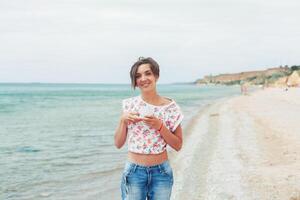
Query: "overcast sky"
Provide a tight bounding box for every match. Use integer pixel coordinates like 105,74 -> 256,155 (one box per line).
0,0 -> 299,84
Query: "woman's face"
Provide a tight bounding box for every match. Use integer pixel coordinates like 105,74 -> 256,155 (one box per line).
135,64 -> 158,92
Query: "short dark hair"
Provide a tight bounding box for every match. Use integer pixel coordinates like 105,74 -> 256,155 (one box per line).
130,57 -> 160,89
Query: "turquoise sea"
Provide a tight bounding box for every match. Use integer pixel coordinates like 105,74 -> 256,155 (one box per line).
0,83 -> 241,200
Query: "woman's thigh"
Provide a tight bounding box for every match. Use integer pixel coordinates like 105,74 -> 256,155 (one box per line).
148,162 -> 174,200
121,164 -> 148,200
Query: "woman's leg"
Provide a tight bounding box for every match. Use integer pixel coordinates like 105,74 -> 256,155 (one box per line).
147,161 -> 173,200
120,162 -> 148,200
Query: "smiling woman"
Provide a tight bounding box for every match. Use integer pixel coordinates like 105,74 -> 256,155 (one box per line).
114,57 -> 184,200
129,57 -> 160,90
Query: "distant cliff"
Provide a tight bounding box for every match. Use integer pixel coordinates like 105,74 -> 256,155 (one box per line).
195,66 -> 300,87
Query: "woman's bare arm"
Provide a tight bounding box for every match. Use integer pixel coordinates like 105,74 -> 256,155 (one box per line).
159,125 -> 183,151
114,112 -> 142,149
114,118 -> 128,149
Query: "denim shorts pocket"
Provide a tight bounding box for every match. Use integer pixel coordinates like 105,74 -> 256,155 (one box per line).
123,162 -> 134,177
160,162 -> 173,179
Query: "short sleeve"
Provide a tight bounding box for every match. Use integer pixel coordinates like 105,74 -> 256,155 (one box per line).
122,99 -> 130,113
164,102 -> 184,132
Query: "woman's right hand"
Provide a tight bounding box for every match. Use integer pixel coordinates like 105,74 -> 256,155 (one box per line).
121,112 -> 142,125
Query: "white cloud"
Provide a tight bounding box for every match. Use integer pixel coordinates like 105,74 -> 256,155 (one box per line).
0,0 -> 300,83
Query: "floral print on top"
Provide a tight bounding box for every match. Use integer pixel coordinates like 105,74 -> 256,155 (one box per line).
122,95 -> 184,154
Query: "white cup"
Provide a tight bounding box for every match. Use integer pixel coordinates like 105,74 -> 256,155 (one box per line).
139,106 -> 154,118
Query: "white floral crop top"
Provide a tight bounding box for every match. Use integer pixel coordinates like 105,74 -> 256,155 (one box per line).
122,95 -> 184,154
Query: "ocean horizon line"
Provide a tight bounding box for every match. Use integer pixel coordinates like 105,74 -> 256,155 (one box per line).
0,82 -> 194,85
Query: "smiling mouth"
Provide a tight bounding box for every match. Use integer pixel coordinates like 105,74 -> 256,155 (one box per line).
141,83 -> 150,87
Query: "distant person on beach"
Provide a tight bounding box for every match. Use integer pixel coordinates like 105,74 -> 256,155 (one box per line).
114,57 -> 184,200
263,80 -> 269,90
240,81 -> 248,95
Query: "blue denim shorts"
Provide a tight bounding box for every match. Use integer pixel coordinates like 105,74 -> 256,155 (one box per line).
120,160 -> 174,200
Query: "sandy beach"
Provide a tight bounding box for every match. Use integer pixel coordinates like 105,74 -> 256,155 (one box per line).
169,88 -> 300,200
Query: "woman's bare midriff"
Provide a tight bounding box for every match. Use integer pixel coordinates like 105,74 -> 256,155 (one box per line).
128,150 -> 168,166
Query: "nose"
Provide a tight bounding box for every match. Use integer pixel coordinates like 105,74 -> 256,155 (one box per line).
140,74 -> 147,81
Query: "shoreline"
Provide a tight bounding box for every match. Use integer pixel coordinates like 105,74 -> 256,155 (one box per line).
170,87 -> 300,200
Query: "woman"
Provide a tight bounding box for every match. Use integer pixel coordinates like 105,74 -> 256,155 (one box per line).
114,57 -> 184,200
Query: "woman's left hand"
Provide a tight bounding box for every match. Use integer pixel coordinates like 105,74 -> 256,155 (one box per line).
142,115 -> 163,130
